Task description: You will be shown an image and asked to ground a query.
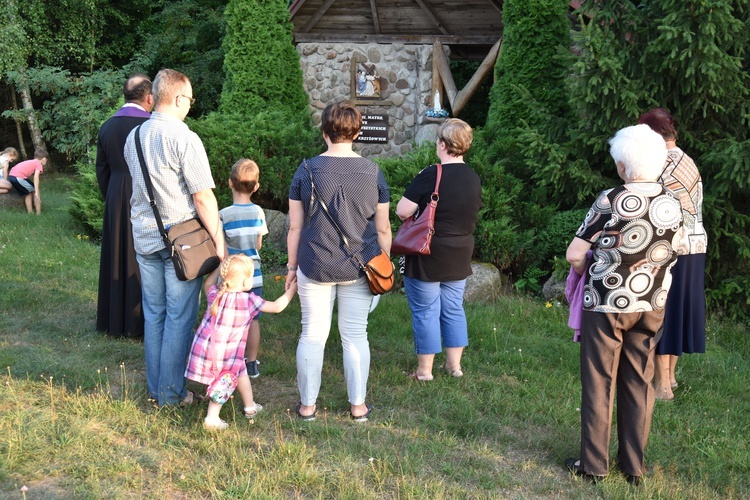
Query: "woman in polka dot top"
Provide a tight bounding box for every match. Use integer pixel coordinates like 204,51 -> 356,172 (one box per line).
286,102 -> 391,422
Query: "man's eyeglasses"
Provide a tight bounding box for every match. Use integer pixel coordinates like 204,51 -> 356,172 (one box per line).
177,94 -> 196,105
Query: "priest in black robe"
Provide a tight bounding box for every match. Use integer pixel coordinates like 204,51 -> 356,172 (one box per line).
95,75 -> 154,337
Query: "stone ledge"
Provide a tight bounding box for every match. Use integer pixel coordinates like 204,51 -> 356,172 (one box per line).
0,193 -> 25,211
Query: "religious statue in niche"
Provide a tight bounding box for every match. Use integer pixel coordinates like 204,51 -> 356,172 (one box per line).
355,63 -> 386,99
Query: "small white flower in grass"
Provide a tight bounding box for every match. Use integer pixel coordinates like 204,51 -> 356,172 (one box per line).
369,457 -> 375,463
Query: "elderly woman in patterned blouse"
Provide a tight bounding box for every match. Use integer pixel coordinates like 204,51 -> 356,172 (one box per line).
564,124 -> 684,486
285,102 -> 391,422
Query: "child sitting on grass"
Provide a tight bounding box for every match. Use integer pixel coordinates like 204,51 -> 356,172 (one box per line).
185,254 -> 297,430
1,147 -> 19,180
220,159 -> 269,379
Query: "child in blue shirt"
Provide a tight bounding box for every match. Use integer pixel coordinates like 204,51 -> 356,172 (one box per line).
220,159 -> 269,378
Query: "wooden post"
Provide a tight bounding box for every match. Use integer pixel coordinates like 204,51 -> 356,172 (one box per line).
431,43 -> 443,109
432,40 -> 457,110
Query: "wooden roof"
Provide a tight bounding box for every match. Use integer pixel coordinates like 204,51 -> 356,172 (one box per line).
289,0 -> 504,59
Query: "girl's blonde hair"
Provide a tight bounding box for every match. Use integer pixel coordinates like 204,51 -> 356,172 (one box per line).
210,254 -> 255,316
2,147 -> 19,160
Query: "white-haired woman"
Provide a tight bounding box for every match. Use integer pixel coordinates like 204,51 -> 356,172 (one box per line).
564,124 -> 684,486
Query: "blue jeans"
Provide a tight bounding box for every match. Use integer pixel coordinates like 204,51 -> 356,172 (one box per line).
137,249 -> 202,406
403,277 -> 468,354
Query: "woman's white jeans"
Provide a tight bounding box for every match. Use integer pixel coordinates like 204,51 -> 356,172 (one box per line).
296,269 -> 373,406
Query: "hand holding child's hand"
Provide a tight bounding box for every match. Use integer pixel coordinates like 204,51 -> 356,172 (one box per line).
285,272 -> 297,291
287,279 -> 298,297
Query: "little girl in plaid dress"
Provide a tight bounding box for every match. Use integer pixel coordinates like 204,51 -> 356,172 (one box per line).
186,254 -> 297,430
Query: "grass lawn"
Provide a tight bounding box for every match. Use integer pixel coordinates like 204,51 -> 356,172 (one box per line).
1,175 -> 748,498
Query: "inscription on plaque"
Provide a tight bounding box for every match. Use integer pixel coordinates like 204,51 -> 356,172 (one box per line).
355,114 -> 389,143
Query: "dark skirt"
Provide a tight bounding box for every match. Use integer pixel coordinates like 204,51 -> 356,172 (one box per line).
657,253 -> 706,355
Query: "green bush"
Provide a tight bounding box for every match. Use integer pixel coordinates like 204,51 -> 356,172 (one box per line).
561,0 -> 750,318
484,0 -> 572,177
220,0 -> 309,120
529,208 -> 589,270
466,0 -> 573,278
68,154 -> 104,236
189,110 -> 323,212
68,110 -> 321,237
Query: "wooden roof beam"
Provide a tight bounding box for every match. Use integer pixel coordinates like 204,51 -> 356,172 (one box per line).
413,0 -> 450,35
289,0 -> 307,19
301,0 -> 337,33
486,0 -> 503,15
293,34 -> 499,44
370,0 -> 381,34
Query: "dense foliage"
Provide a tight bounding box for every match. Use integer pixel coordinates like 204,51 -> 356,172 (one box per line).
189,111 -> 322,211
69,153 -> 105,236
15,0 -> 151,73
473,0 -> 573,274
484,0 -> 572,173
3,68 -> 124,165
138,0 -> 227,117
220,0 -> 309,119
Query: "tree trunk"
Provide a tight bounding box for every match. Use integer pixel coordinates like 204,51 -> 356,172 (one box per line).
17,71 -> 48,156
10,86 -> 28,160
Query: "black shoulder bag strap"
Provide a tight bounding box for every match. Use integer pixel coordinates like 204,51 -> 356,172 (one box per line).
304,159 -> 364,269
133,125 -> 172,251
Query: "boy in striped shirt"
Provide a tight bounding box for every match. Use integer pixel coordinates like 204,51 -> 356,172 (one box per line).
220,159 -> 269,378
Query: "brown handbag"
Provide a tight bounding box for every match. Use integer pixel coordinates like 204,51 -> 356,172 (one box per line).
305,160 -> 394,295
166,218 -> 221,281
391,163 -> 442,256
361,248 -> 396,295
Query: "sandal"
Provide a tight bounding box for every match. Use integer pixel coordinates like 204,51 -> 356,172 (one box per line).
295,402 -> 317,421
203,418 -> 229,430
407,372 -> 434,381
244,403 -> 263,418
350,403 -> 373,422
440,365 -> 463,378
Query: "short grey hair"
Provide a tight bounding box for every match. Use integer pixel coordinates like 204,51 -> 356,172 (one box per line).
608,124 -> 667,181
151,69 -> 189,105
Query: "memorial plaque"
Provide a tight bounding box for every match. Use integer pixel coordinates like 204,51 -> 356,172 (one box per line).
355,113 -> 389,143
